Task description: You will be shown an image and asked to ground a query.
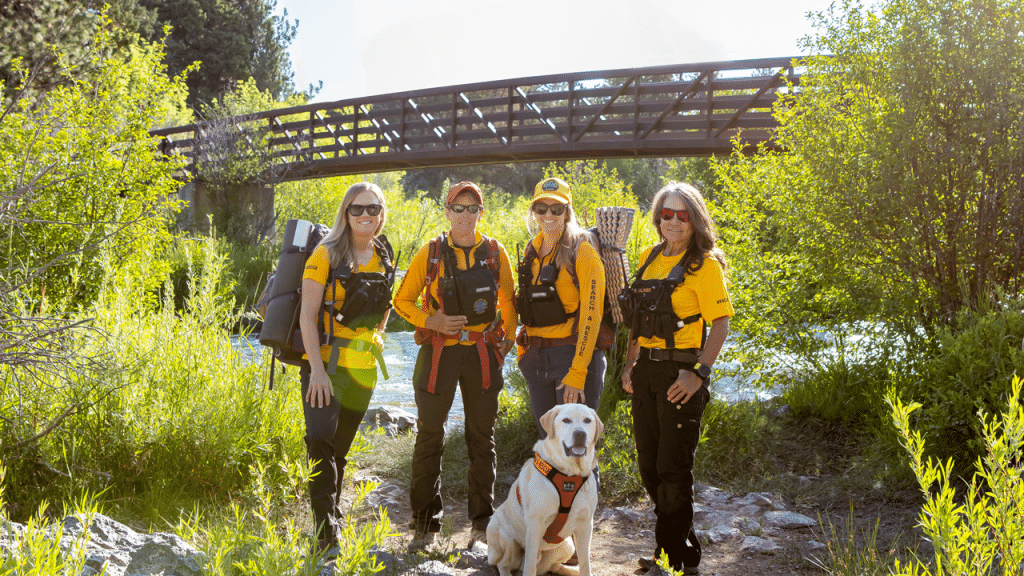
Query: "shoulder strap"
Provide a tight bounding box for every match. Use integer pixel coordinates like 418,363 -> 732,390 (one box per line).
485,237 -> 500,281
423,233 -> 446,287
633,242 -> 665,281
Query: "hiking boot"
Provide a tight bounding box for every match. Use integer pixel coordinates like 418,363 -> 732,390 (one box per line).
407,530 -> 436,553
468,527 -> 487,547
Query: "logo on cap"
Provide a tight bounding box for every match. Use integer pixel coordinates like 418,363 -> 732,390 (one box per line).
542,180 -> 560,192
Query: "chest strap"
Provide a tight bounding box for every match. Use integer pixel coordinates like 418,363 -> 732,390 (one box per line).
515,452 -> 589,544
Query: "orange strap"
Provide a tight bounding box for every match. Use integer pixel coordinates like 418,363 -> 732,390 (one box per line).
515,452 -> 588,544
426,329 -> 502,393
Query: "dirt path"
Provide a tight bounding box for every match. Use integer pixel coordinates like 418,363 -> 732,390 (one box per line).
350,479 -> 851,576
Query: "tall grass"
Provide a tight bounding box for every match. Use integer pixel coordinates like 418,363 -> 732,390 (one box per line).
1,236 -> 308,522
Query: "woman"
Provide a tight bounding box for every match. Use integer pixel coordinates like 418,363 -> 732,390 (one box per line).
516,177 -> 607,433
298,181 -> 394,554
620,182 -> 733,576
393,181 -> 517,551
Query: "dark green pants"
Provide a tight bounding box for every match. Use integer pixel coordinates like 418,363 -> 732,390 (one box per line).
300,361 -> 376,543
409,343 -> 503,533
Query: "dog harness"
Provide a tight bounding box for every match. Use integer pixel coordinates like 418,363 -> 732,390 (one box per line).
515,452 -> 590,544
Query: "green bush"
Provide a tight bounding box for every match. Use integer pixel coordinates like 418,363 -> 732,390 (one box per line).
909,298 -> 1024,472
888,375 -> 1024,576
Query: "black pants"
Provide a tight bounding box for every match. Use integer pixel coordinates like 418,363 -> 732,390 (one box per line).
630,354 -> 709,571
409,343 -> 503,533
300,361 -> 376,543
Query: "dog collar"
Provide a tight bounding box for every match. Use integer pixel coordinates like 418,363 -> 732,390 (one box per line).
515,452 -> 589,544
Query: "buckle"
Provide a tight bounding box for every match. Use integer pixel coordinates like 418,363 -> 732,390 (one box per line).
459,329 -> 470,342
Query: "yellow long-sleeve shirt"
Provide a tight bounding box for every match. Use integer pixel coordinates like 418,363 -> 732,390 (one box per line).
394,231 -> 517,345
520,231 -> 606,390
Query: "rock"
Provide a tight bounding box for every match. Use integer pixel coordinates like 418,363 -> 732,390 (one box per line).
705,525 -> 741,544
613,507 -> 642,524
771,404 -> 792,418
763,511 -> 816,529
695,485 -> 731,503
362,406 -> 417,436
125,533 -> 205,576
806,540 -> 827,551
407,559 -> 456,576
454,548 -> 488,569
369,547 -> 398,573
364,480 -> 407,510
639,530 -> 654,540
739,536 -> 782,554
736,504 -> 762,518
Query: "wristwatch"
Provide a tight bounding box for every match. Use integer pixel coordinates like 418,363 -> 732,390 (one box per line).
692,362 -> 712,379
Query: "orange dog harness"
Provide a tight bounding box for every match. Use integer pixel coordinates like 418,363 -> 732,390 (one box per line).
516,452 -> 590,544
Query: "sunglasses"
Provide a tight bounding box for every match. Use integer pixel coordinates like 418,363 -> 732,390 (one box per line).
532,202 -> 567,216
660,208 -> 691,223
348,203 -> 383,217
448,204 -> 483,214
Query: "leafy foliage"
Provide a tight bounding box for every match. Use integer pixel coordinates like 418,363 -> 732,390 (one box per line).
907,297 -> 1024,470
888,375 -> 1024,576
715,0 -> 1024,363
138,0 -> 303,108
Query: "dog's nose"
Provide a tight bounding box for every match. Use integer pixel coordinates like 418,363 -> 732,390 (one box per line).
573,429 -> 587,446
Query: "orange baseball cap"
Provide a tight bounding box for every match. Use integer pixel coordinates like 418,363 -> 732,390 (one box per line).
446,181 -> 483,206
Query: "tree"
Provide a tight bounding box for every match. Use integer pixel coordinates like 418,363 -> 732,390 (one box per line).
138,0 -> 300,109
716,0 -> 1024,343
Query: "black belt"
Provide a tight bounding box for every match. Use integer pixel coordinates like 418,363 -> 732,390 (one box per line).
639,347 -> 700,364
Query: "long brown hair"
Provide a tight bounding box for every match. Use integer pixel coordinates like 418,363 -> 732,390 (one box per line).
650,182 -> 726,274
319,182 -> 386,269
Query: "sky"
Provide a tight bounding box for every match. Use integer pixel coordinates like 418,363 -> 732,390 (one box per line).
276,0 -> 840,104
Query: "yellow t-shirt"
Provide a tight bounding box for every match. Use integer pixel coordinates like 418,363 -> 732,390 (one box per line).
301,244 -> 385,369
393,231 -> 517,346
635,246 -> 734,350
520,231 -> 606,390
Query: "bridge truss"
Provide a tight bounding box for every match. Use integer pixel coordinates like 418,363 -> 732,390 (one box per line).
151,57 -> 800,182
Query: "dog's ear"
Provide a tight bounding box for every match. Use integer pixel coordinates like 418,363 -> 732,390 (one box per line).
540,405 -> 560,438
593,413 -> 604,443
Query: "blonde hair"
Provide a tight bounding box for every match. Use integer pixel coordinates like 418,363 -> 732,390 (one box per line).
525,201 -> 597,270
319,182 -> 386,269
650,181 -> 726,274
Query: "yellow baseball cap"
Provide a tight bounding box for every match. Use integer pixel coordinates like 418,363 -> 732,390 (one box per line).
532,177 -> 572,205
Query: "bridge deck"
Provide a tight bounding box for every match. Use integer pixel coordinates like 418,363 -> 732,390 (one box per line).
151,57 -> 800,181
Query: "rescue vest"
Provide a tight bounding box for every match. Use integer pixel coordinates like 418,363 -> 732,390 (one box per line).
516,242 -> 569,328
515,452 -> 590,545
413,233 -> 506,393
516,233 -> 616,349
318,236 -> 396,379
624,243 -> 706,349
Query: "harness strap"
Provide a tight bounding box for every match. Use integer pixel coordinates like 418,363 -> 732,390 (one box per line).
422,234 -> 505,394
426,328 -> 501,393
326,337 -> 389,380
515,452 -> 589,545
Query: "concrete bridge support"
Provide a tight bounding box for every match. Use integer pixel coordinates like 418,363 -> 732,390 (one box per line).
176,181 -> 276,244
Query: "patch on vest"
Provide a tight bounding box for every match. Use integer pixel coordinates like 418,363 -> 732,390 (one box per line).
562,481 -> 576,492
473,299 -> 488,314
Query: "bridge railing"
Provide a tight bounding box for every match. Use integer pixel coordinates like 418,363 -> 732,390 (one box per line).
151,57 -> 801,181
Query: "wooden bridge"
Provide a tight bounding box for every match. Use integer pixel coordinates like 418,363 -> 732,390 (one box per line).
151,57 -> 800,182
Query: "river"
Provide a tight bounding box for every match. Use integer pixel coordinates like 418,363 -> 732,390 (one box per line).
232,331 -> 779,426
